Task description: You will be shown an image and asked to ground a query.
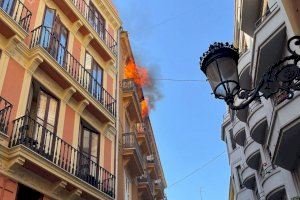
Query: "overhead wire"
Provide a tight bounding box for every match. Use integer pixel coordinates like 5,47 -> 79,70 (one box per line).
153,78 -> 207,82
167,151 -> 226,189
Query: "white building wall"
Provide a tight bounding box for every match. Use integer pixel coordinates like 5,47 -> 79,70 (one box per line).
223,0 -> 300,199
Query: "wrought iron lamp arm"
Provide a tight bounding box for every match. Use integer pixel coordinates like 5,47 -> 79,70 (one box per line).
227,36 -> 300,110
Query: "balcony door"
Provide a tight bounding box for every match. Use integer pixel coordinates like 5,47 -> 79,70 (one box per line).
124,171 -> 132,200
0,0 -> 16,15
26,83 -> 59,157
88,2 -> 105,39
78,122 -> 100,184
42,7 -> 68,66
85,52 -> 103,99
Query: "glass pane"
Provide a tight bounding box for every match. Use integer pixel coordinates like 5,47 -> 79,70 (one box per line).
82,129 -> 90,154
91,132 -> 98,161
57,31 -> 67,66
36,91 -> 47,124
43,8 -> 55,28
46,98 -> 58,132
206,61 -> 222,93
97,67 -> 103,84
85,53 -> 92,71
1,0 -> 15,14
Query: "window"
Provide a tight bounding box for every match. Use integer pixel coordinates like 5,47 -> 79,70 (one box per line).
42,7 -> 68,66
124,171 -> 132,200
230,129 -> 236,150
88,2 -> 105,39
78,121 -> 100,180
236,166 -> 244,189
26,81 -> 60,156
85,52 -> 103,98
294,158 -> 300,191
27,82 -> 59,133
0,0 -> 16,15
16,184 -> 42,200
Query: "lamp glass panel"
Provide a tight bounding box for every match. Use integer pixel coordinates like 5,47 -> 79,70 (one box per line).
206,61 -> 222,93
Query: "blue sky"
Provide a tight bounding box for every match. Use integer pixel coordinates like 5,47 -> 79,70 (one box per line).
113,0 -> 234,199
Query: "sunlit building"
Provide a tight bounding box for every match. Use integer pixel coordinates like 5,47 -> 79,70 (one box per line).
118,31 -> 167,200
0,0 -> 121,199
223,0 -> 300,199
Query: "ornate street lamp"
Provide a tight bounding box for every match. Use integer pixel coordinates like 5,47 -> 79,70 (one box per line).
200,36 -> 300,110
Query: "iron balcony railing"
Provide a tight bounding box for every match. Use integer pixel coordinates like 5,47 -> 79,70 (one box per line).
147,154 -> 160,175
255,2 -> 278,28
260,164 -> 276,179
9,115 -> 115,198
70,0 -> 117,56
0,0 -> 32,32
122,79 -> 138,93
30,26 -> 116,117
137,172 -> 154,196
135,122 -> 151,150
0,96 -> 12,134
122,132 -> 144,167
154,179 -> 164,191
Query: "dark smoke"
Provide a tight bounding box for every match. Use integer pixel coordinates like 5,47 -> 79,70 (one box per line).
143,66 -> 163,110
135,58 -> 163,110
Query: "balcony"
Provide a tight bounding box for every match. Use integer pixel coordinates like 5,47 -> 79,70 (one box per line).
154,179 -> 165,200
9,115 -> 115,198
252,3 -> 286,86
261,166 -> 286,200
238,50 -> 252,90
121,79 -> 142,122
0,96 -> 12,135
241,165 -> 256,190
248,100 -> 267,144
51,0 -> 118,60
235,50 -> 252,123
233,119 -> 246,146
147,155 -> 160,179
30,26 -> 116,120
0,0 -> 31,39
122,132 -> 144,177
244,138 -> 261,170
240,0 -> 261,36
137,172 -> 154,200
273,117 -> 300,171
135,123 -> 151,154
236,188 -> 255,200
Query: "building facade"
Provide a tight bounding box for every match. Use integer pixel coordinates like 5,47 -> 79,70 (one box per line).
0,0 -> 122,199
223,0 -> 300,199
118,31 -> 166,200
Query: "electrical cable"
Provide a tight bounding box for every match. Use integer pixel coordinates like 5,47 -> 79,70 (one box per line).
167,151 -> 226,189
153,78 -> 207,82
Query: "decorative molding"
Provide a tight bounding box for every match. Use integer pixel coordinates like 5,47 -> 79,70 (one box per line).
63,87 -> 77,102
71,20 -> 83,34
107,60 -> 117,74
77,99 -> 89,114
103,123 -> 116,141
51,180 -> 67,196
7,157 -> 25,172
83,33 -> 94,47
26,55 -> 44,74
67,189 -> 83,200
4,35 -> 22,57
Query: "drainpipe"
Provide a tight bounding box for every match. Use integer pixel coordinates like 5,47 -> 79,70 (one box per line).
114,26 -> 122,200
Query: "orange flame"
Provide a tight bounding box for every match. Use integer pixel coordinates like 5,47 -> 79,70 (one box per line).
125,59 -> 150,87
141,98 -> 150,118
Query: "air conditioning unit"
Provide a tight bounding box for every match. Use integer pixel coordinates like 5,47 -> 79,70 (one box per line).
147,155 -> 155,162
